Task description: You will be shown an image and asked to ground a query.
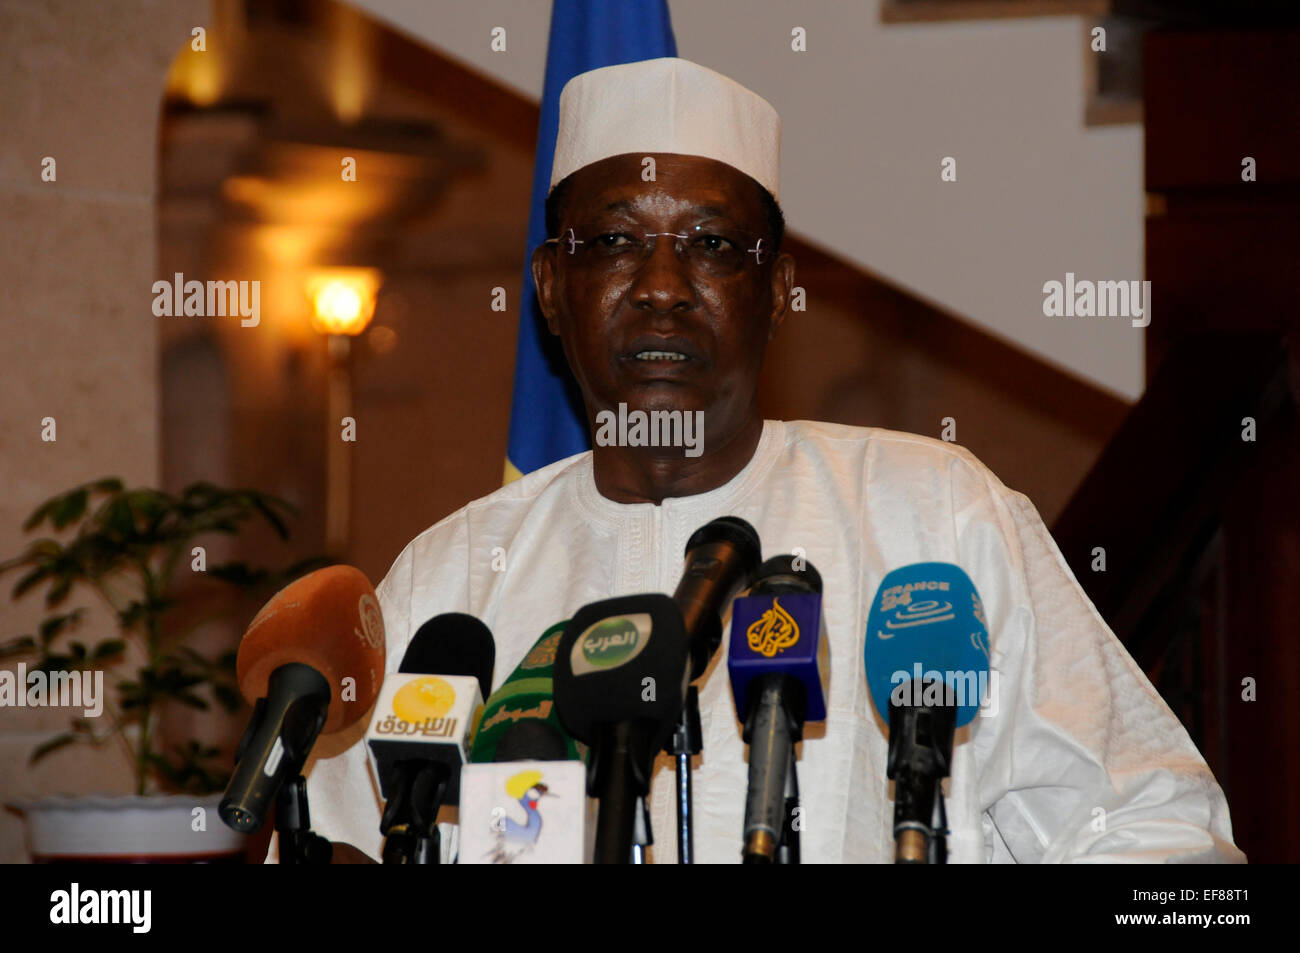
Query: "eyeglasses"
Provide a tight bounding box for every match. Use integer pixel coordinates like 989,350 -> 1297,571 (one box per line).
544,223 -> 769,275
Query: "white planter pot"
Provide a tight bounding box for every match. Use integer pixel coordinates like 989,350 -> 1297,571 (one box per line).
10,793 -> 249,863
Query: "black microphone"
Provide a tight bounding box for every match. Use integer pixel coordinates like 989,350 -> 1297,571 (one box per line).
495,720 -> 570,761
668,516 -> 761,863
399,613 -> 495,696
553,594 -> 690,863
675,516 -> 763,680
367,613 -> 495,864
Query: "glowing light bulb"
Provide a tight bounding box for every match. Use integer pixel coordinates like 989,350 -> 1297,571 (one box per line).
306,269 -> 380,336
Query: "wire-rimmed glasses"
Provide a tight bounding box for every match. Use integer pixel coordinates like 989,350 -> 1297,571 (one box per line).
544,223 -> 769,276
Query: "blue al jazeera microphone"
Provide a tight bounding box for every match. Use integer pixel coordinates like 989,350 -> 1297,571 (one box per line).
864,562 -> 990,863
728,555 -> 829,864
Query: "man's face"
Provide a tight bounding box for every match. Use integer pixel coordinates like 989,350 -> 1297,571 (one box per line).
532,153 -> 793,448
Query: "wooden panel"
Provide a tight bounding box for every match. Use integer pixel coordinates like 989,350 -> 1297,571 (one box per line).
881,0 -> 1106,23
1145,204 -> 1300,376
1219,403 -> 1300,863
1145,31 -> 1300,190
1052,335 -> 1289,652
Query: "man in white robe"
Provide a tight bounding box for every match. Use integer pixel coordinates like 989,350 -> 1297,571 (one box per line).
295,58 -> 1244,864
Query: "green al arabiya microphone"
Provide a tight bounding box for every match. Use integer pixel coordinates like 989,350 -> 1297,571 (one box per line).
470,622 -> 585,763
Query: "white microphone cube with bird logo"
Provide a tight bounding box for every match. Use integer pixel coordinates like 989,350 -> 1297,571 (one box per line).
457,761 -> 589,864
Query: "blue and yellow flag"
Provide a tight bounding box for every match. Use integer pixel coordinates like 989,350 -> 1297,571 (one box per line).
504,0 -> 677,484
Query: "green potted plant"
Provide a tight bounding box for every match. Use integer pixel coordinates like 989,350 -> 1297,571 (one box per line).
1,477 -> 327,862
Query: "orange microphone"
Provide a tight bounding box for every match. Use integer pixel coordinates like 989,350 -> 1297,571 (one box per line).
219,565 -> 386,835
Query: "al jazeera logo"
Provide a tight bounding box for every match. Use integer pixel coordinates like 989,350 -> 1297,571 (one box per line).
375,676 -> 460,738
746,596 -> 801,658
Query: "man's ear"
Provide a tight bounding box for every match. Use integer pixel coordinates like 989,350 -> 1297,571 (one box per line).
531,243 -> 561,336
766,251 -> 796,341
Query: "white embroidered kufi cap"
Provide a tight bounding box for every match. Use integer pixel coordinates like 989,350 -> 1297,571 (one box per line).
550,57 -> 781,200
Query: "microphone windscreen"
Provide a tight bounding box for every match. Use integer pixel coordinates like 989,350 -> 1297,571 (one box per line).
235,564 -> 385,734
751,553 -> 823,595
401,613 -> 496,699
677,516 -> 763,678
863,562 -> 990,728
728,556 -> 829,723
471,623 -> 583,763
553,594 -> 689,748
685,515 -> 762,570
495,720 -> 570,762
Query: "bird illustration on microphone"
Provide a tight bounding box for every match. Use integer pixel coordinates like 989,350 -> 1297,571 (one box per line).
483,770 -> 553,863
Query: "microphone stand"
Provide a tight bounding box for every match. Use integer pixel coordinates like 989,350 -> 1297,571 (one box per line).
380,760 -> 448,864
887,682 -> 956,864
590,721 -> 659,864
776,751 -> 801,864
668,686 -> 703,863
929,784 -> 949,865
631,796 -> 653,864
275,775 -> 333,864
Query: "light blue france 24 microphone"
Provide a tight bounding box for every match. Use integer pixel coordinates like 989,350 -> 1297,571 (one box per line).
728,555 -> 829,863
864,562 -> 990,863
863,562 -> 990,727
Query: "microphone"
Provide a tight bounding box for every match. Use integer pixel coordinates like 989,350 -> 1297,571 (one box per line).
668,515 -> 762,863
220,565 -> 385,836
728,555 -> 829,863
366,613 -> 495,864
553,594 -> 690,863
675,516 -> 763,680
459,624 -> 590,863
864,562 -> 990,863
399,613 -> 495,695
469,622 -> 583,764
457,760 -> 589,864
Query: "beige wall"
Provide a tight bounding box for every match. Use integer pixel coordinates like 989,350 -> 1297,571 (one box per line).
0,0 -> 205,863
355,0 -> 1146,401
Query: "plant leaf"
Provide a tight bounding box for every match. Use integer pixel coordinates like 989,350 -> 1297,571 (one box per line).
92,639 -> 127,663
0,636 -> 37,659
248,493 -> 290,539
208,562 -> 266,586
44,575 -> 73,609
101,495 -> 134,539
171,691 -> 210,711
21,496 -> 62,532
212,683 -> 244,713
280,555 -> 335,583
171,645 -> 209,667
30,733 -> 81,764
11,565 -> 51,600
38,609 -> 85,644
118,601 -> 148,629
51,489 -> 89,530
35,655 -> 74,675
